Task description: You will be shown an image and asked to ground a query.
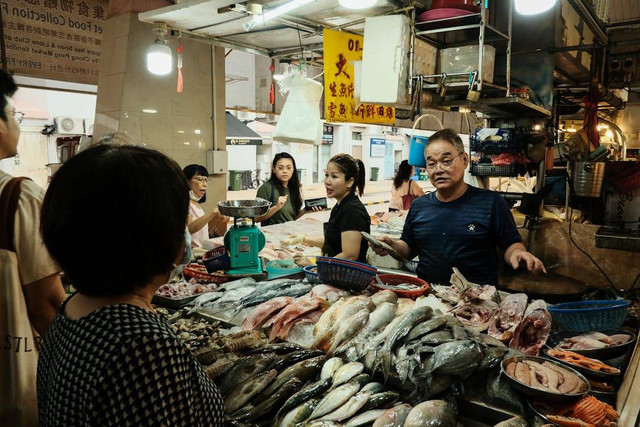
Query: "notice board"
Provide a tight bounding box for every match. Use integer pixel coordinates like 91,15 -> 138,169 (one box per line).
323,28 -> 394,125
1,0 -> 108,85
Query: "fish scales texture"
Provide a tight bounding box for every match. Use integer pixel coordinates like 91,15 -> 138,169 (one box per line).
403,400 -> 457,427
372,403 -> 412,427
278,377 -> 332,417
320,357 -> 344,380
359,391 -> 399,412
242,296 -> 294,330
240,283 -> 313,308
269,296 -> 325,342
233,377 -> 303,421
379,306 -> 433,379
327,309 -> 370,356
278,398 -> 319,427
344,409 -> 387,427
308,382 -> 361,420
217,352 -> 277,395
337,302 -> 397,357
406,317 -> 448,341
330,362 -> 364,389
257,355 -> 325,400
319,391 -> 371,421
423,339 -> 483,377
224,369 -> 277,414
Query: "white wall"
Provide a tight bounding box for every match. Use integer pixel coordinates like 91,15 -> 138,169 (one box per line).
227,145 -> 258,171
225,50 -> 257,110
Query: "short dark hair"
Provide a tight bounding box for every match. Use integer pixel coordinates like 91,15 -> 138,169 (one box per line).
183,164 -> 209,203
41,145 -> 189,297
0,70 -> 18,122
329,153 -> 366,196
427,128 -> 465,153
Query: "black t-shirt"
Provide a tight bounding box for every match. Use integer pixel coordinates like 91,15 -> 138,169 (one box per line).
401,186 -> 522,285
322,192 -> 371,263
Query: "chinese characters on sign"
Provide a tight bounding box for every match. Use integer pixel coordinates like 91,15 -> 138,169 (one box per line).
323,29 -> 395,125
1,0 -> 107,85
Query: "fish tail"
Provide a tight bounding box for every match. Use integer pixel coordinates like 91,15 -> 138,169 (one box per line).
381,350 -> 391,383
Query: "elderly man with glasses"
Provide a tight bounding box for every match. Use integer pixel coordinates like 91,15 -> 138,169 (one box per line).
372,128 -> 545,285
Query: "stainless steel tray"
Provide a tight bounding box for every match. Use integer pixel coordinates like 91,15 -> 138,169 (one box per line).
218,198 -> 271,218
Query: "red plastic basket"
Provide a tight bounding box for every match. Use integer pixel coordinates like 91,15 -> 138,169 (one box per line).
183,264 -> 230,284
370,274 -> 430,299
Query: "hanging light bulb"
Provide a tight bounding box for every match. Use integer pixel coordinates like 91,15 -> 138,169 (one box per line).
147,23 -> 172,75
339,0 -> 377,10
515,0 -> 556,15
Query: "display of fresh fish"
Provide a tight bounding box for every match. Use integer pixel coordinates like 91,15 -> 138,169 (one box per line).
311,284 -> 351,303
312,298 -> 351,345
414,294 -> 452,315
372,403 -> 412,427
239,282 -> 314,309
326,310 -> 370,356
509,299 -> 551,355
421,339 -> 483,379
232,377 -> 302,421
278,377 -> 332,417
371,290 -> 398,307
331,362 -> 364,389
558,331 -> 631,350
451,299 -> 498,332
378,306 -> 433,379
269,350 -> 323,372
274,308 -> 324,341
361,382 -> 384,394
320,391 -> 371,421
217,352 -> 277,396
406,316 -> 448,341
320,357 -> 344,380
488,293 -> 528,341
460,284 -> 500,304
312,298 -> 373,350
396,298 -> 416,315
269,295 -> 326,342
337,302 -> 397,357
256,355 -> 325,401
308,382 -> 361,420
403,400 -> 457,427
278,398 -> 319,427
224,369 -> 277,414
242,296 -> 294,331
344,409 -> 387,427
359,391 -> 399,412
431,284 -> 461,304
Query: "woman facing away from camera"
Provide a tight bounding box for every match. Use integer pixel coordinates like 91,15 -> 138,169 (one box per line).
37,145 -> 224,426
388,160 -> 425,212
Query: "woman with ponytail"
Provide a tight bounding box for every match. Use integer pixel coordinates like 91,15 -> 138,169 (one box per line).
293,153 -> 371,265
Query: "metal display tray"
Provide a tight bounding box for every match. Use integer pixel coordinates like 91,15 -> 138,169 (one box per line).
151,294 -> 198,309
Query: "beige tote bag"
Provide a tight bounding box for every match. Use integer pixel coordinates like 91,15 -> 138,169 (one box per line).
0,177 -> 39,426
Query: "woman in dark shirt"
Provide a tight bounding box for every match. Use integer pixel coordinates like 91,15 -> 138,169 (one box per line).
37,146 -> 224,426
294,153 -> 371,264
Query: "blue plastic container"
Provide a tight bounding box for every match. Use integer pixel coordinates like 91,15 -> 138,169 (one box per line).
408,135 -> 428,168
548,300 -> 630,332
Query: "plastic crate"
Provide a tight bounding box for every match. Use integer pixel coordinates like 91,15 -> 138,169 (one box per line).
316,257 -> 377,291
202,247 -> 230,273
470,162 -> 525,177
303,265 -> 321,284
548,300 -> 630,332
471,135 -> 522,153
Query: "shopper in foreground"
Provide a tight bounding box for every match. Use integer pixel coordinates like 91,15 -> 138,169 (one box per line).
37,146 -> 224,426
371,129 -> 545,285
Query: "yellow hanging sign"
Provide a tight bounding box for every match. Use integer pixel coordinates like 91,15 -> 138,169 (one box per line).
323,29 -> 395,125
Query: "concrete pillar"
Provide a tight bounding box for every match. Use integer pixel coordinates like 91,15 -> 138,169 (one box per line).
94,2 -> 227,209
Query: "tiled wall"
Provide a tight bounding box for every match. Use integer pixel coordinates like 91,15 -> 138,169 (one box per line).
94,13 -> 227,210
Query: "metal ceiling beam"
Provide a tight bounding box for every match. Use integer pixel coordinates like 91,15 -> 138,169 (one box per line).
567,0 -> 607,45
169,28 -> 271,56
269,43 -> 324,58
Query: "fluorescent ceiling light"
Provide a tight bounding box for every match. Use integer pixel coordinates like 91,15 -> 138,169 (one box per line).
515,0 -> 556,15
339,0 -> 377,10
142,109 -> 157,114
245,0 -> 315,30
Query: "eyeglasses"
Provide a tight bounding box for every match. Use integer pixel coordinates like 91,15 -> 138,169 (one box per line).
426,152 -> 464,172
192,176 -> 211,184
8,108 -> 24,125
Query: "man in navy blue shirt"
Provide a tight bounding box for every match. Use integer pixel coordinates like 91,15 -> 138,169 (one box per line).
372,129 -> 545,285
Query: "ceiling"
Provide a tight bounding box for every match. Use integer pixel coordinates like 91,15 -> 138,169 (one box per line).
139,0 -> 402,57
608,0 -> 640,25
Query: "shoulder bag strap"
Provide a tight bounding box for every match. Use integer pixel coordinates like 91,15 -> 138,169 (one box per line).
406,180 -> 413,196
0,177 -> 28,252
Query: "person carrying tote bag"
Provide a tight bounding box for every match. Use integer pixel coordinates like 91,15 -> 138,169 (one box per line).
0,178 -> 40,426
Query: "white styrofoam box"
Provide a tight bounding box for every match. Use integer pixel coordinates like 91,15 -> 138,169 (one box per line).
438,45 -> 496,83
360,15 -> 411,106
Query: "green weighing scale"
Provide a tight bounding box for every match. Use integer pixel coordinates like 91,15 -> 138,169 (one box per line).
218,199 -> 270,275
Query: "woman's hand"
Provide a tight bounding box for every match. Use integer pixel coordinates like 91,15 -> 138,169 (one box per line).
293,254 -> 313,267
275,195 -> 288,210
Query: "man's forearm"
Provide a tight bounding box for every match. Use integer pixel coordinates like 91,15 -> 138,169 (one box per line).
504,242 -> 527,265
392,239 -> 413,260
